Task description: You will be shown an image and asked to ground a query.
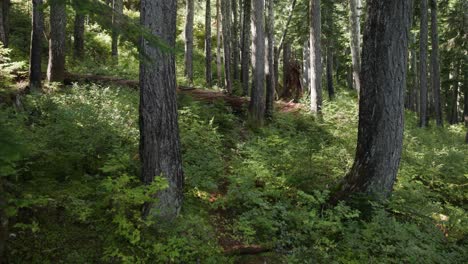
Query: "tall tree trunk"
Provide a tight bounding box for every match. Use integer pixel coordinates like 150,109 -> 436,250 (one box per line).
349,0 -> 362,93
221,0 -> 233,93
430,0 -> 442,126
29,0 -> 44,91
73,7 -> 85,60
205,0 -> 212,86
448,63 -> 460,124
0,181 -> 7,264
302,40 -> 310,94
232,0 -> 239,79
249,0 -> 265,126
47,0 -> 67,83
282,42 -> 291,96
216,0 -> 223,86
0,0 -> 9,47
265,0 -> 275,119
326,46 -> 334,100
140,0 -> 184,220
111,0 -> 123,63
331,0 -> 413,203
309,0 -> 322,114
184,0 -> 194,83
419,0 -> 428,127
410,33 -> 419,113
241,0 -> 251,96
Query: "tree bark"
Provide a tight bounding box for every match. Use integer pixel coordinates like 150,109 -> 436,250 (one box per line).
241,0 -> 251,96
232,0 -> 239,79
349,0 -> 362,93
282,42 -> 290,97
430,0 -> 442,127
216,0 -> 223,86
331,0 -> 412,203
29,0 -> 44,91
184,0 -> 194,82
302,40 -> 310,94
221,0 -> 233,93
47,0 -> 67,83
249,0 -> 265,126
265,0 -> 275,119
326,46 -> 334,100
309,0 -> 322,114
0,180 -> 7,264
111,0 -> 123,63
205,0 -> 212,86
0,0 -> 8,47
73,9 -> 85,60
419,0 -> 428,127
140,0 -> 184,220
448,63 -> 460,124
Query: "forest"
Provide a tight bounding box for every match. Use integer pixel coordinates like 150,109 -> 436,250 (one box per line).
0,0 -> 467,263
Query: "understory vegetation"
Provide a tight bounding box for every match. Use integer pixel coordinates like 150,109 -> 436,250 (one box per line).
1,0 -> 467,263
1,83 -> 466,262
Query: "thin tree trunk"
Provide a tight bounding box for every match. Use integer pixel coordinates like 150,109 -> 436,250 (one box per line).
331,0 -> 413,203
232,0 -> 239,79
419,0 -> 428,127
241,0 -> 251,96
277,0 -> 297,56
29,0 -> 44,91
265,0 -> 275,119
410,33 -> 419,113
282,42 -> 290,96
0,0 -> 8,46
140,0 -> 184,220
326,46 -> 334,100
216,0 -> 223,86
73,9 -> 85,60
184,0 -> 194,82
303,40 -> 310,94
0,181 -> 7,264
205,0 -> 212,86
111,0 -> 123,63
349,0 -> 361,93
310,0 -> 322,114
249,0 -> 265,126
448,63 -> 460,124
47,0 -> 67,83
221,0 -> 233,93
430,0 -> 442,126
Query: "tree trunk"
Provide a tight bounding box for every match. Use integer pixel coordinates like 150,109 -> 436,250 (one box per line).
216,0 -> 223,86
111,0 -> 123,63
249,0 -> 265,126
241,0 -> 251,96
331,0 -> 412,203
349,0 -> 362,93
232,0 -> 239,80
430,0 -> 442,127
73,9 -> 85,60
0,0 -> 8,46
184,0 -> 194,83
0,181 -> 7,264
282,42 -> 290,97
265,0 -> 275,119
29,0 -> 44,91
326,46 -> 334,100
302,40 -> 310,94
448,63 -> 459,124
205,0 -> 212,86
47,0 -> 67,83
410,33 -> 419,113
140,0 -> 184,220
309,0 -> 322,114
221,0 -> 233,93
419,0 -> 428,127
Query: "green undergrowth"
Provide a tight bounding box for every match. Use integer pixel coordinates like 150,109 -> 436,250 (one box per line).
0,85 -> 466,263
